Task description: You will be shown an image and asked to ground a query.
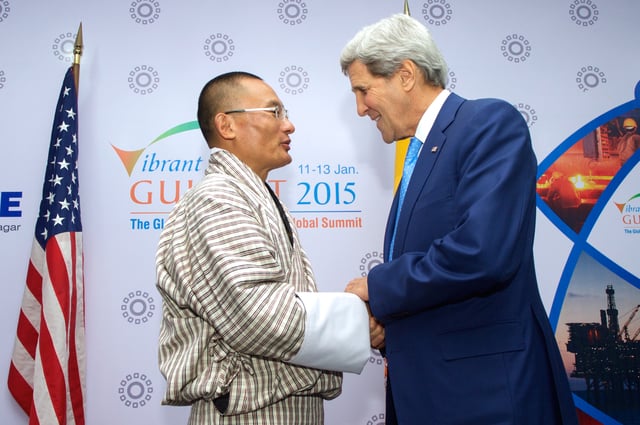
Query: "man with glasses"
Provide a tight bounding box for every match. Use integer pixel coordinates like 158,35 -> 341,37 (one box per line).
156,71 -> 370,424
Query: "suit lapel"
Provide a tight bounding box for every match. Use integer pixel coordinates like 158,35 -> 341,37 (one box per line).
385,93 -> 465,259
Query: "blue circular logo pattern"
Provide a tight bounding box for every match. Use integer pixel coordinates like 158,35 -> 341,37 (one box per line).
446,69 -> 457,91
277,0 -> 308,26
368,348 -> 384,366
0,1 -> 10,22
128,65 -> 160,95
129,0 -> 160,25
118,372 -> 154,408
422,0 -> 453,26
576,65 -> 606,92
278,65 -> 309,95
569,0 -> 599,27
501,34 -> 532,63
366,413 -> 386,425
121,290 -> 156,324
52,32 -> 76,62
0,70 -> 5,90
514,103 -> 538,128
204,33 -> 235,62
359,251 -> 383,277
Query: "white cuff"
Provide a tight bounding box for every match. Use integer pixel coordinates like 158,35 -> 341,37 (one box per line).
289,292 -> 371,374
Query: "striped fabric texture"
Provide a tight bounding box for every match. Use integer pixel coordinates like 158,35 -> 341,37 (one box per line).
156,150 -> 341,425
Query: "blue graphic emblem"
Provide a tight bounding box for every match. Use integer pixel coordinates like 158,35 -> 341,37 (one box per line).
540,81 -> 640,424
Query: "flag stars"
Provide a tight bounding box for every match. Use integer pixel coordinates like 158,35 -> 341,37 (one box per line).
58,158 -> 70,170
52,214 -> 65,226
51,175 -> 63,186
31,69 -> 82,247
58,121 -> 70,133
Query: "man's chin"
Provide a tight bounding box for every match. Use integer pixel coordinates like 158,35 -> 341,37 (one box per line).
277,155 -> 293,169
378,129 -> 394,144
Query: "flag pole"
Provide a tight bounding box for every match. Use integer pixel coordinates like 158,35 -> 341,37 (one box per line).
73,22 -> 83,92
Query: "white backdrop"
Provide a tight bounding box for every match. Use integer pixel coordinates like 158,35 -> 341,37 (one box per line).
1,1 -> 639,424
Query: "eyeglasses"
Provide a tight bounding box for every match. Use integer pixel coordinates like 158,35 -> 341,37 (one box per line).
224,105 -> 289,121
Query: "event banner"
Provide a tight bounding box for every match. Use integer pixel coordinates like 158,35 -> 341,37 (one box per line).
1,1 -> 638,424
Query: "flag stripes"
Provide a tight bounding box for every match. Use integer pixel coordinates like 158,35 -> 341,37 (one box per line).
8,67 -> 86,425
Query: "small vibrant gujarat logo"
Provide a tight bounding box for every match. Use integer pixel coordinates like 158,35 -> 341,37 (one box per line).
614,193 -> 640,233
111,121 -> 204,231
112,121 -> 200,177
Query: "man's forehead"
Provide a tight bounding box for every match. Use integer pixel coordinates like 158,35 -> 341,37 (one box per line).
241,79 -> 281,103
348,63 -> 382,92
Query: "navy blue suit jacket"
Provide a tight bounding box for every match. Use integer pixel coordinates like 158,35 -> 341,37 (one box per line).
368,93 -> 578,425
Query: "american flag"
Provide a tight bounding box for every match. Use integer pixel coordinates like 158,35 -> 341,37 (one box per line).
8,66 -> 86,425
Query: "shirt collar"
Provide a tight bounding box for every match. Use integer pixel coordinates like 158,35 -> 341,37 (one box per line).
414,89 -> 451,143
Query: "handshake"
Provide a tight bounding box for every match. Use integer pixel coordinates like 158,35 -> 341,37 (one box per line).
345,276 -> 385,351
287,276 -> 385,375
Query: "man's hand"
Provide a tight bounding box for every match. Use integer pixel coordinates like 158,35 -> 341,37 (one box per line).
345,276 -> 369,301
369,314 -> 385,350
345,277 -> 384,349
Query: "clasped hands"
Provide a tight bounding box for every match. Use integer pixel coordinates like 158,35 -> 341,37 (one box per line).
345,277 -> 385,350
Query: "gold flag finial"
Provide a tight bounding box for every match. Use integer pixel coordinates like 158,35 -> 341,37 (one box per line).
73,23 -> 83,65
73,22 -> 83,92
404,0 -> 410,15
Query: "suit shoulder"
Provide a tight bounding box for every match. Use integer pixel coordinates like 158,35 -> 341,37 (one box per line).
461,97 -> 517,113
456,97 -> 524,124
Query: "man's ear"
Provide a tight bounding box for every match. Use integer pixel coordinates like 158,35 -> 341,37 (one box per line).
214,112 -> 235,140
397,59 -> 417,91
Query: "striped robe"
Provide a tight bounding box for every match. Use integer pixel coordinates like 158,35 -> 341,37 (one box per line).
156,149 -> 342,425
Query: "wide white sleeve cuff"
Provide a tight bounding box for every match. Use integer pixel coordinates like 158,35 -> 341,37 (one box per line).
288,292 -> 371,374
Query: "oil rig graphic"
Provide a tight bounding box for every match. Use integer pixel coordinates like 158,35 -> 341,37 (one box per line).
566,284 -> 640,407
